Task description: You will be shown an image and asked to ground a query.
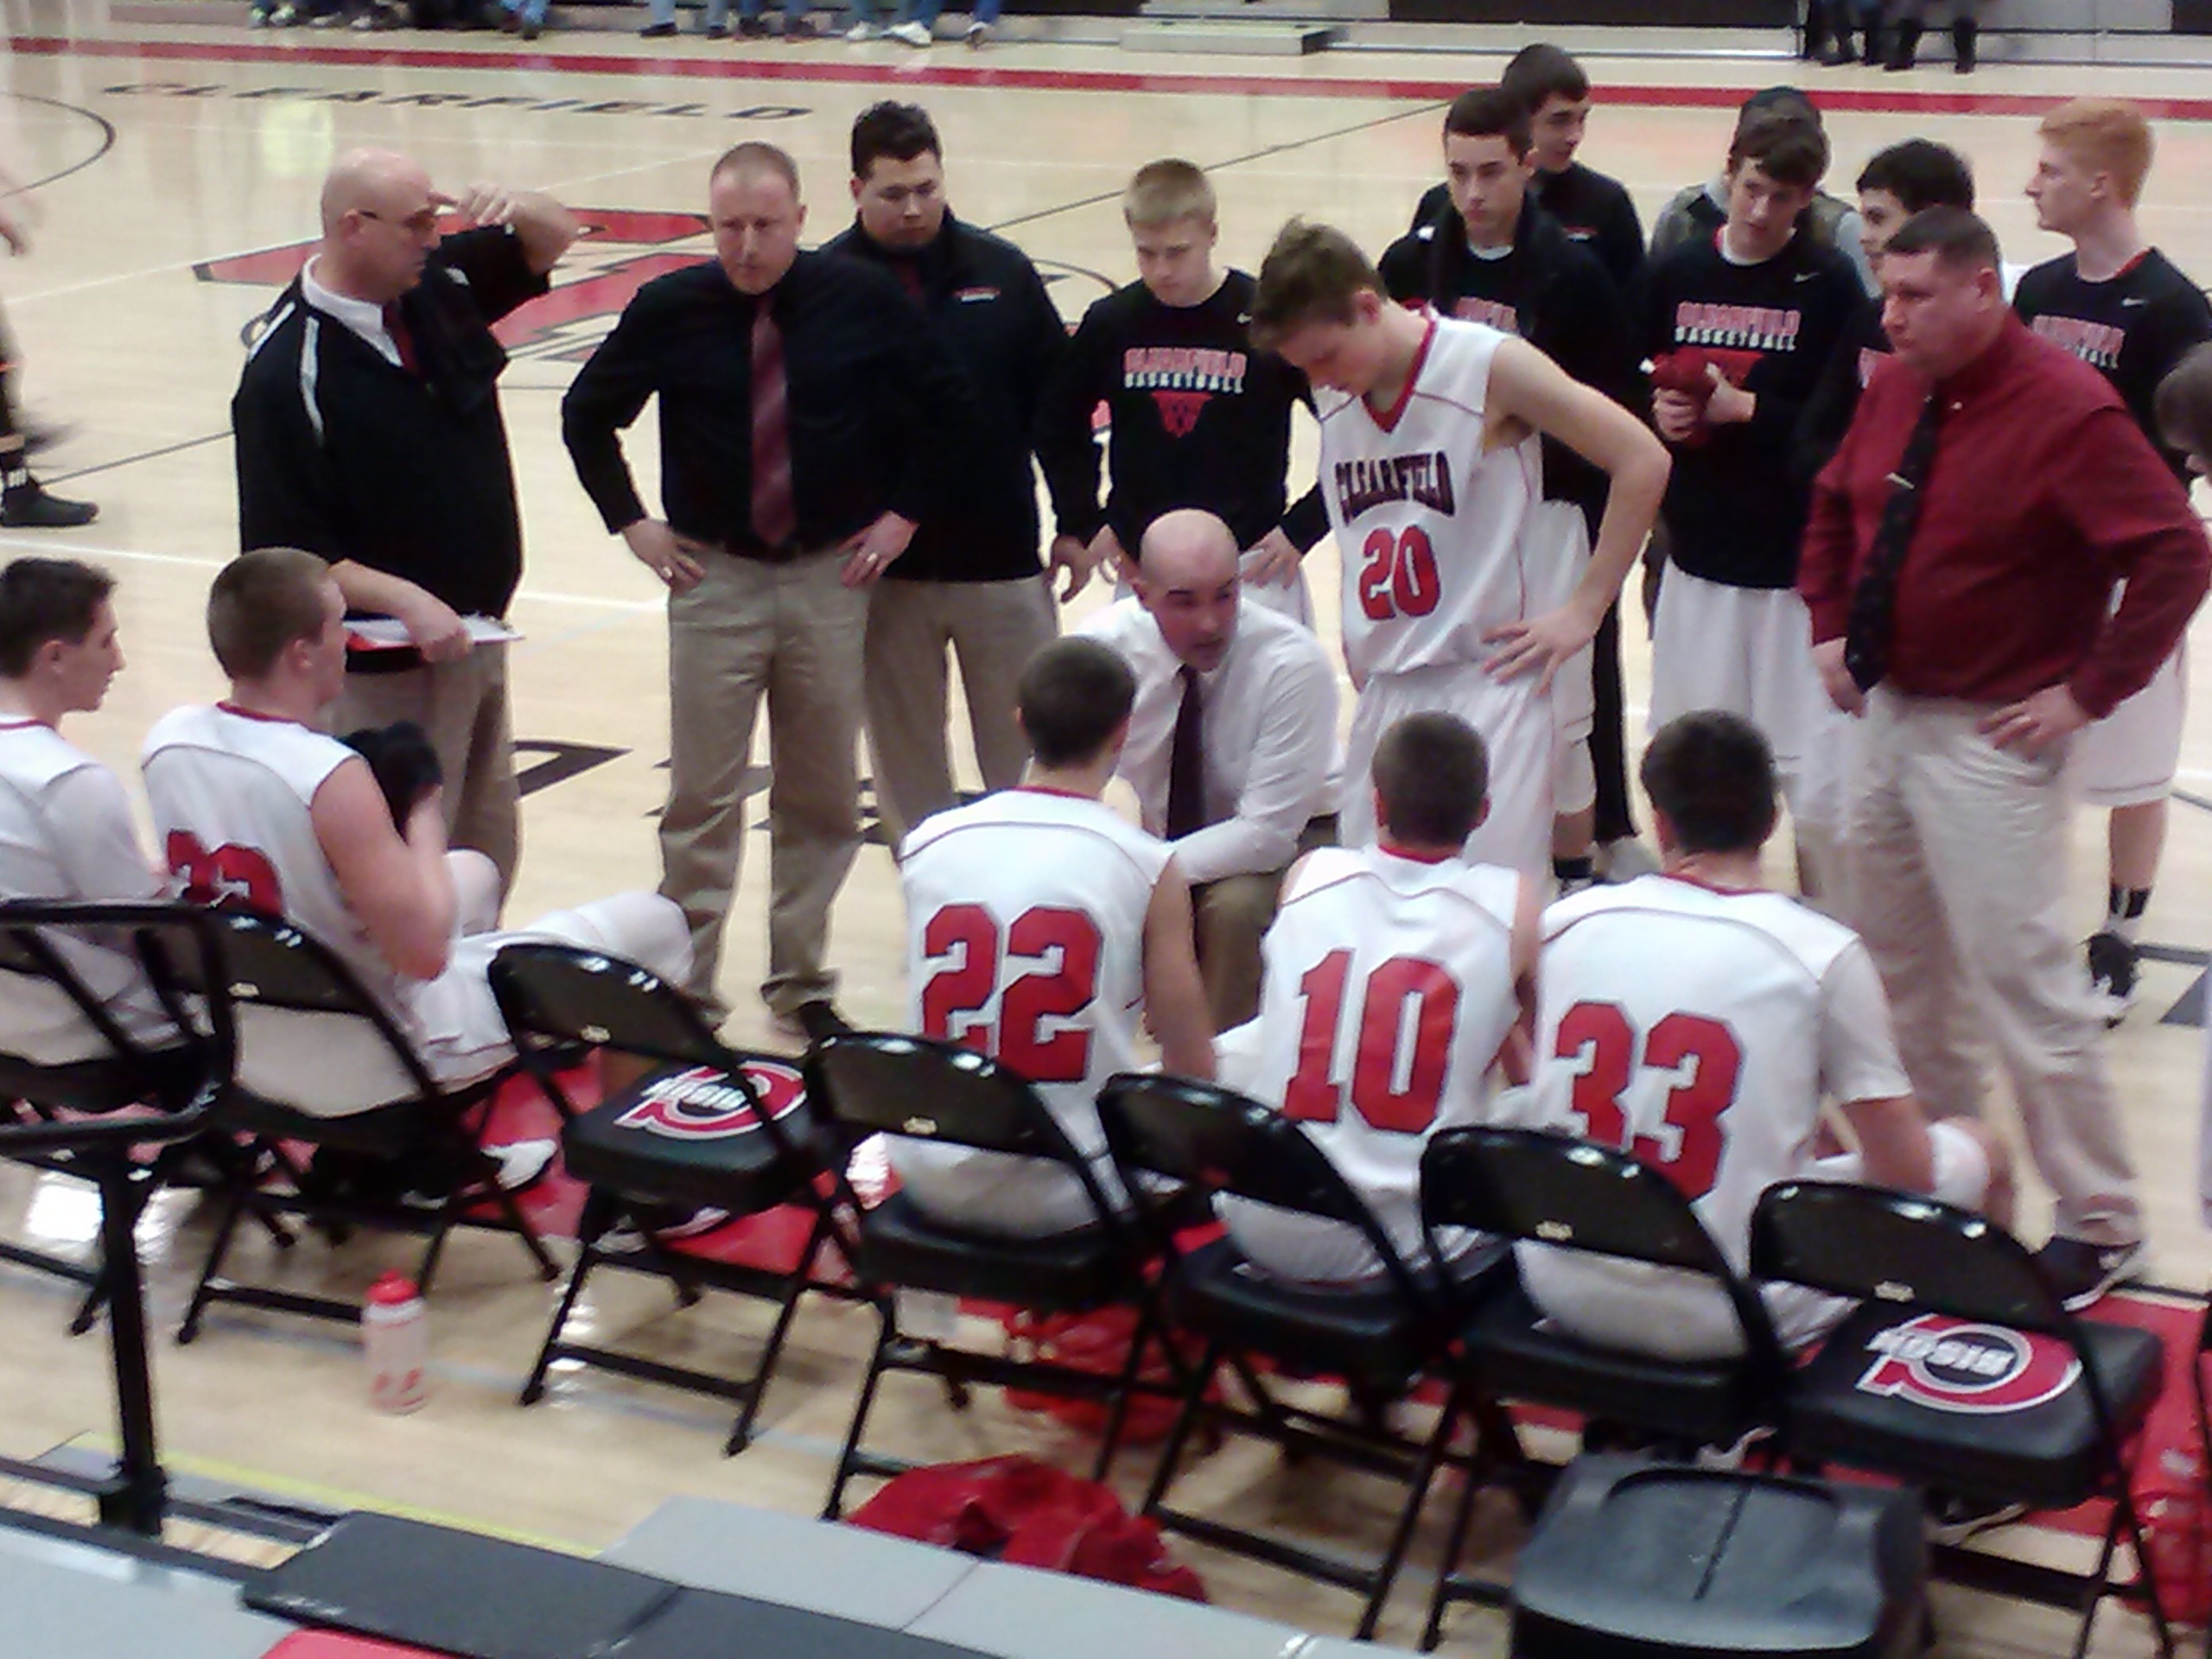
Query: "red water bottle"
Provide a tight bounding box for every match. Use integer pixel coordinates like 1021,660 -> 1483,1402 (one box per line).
363,1271 -> 429,1414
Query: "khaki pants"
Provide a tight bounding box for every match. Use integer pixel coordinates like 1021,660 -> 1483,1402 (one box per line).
1192,814 -> 1338,1033
863,574 -> 1057,847
661,550 -> 868,1016
1842,688 -> 2139,1245
335,645 -> 518,893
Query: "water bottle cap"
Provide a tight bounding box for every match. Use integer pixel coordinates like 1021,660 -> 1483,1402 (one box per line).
367,1271 -> 420,1306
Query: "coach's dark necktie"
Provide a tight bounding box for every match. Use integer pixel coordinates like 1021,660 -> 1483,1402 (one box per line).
750,298 -> 798,550
1842,391 -> 1944,694
1166,664 -> 1206,841
381,302 -> 420,376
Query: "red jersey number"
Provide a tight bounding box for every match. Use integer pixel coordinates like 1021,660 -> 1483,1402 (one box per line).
165,830 -> 283,914
1356,526 -> 1442,621
1284,949 -> 1462,1135
918,904 -> 1102,1085
1551,1001 -> 1741,1199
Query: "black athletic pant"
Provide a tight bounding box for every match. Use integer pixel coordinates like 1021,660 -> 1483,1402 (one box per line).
1591,601 -> 1635,844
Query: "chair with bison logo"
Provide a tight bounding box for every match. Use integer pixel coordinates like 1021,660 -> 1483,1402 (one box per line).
489,940 -> 855,1455
1750,1180 -> 2176,1659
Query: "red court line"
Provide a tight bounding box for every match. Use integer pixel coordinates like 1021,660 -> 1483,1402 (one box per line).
21,32 -> 2212,118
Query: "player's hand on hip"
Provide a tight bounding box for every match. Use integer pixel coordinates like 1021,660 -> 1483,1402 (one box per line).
400,592 -> 473,664
1241,527 -> 1303,590
1484,601 -> 1598,690
0,213 -> 28,257
1978,684 -> 2089,760
842,511 -> 918,588
1047,533 -> 1097,601
1813,639 -> 1866,716
622,518 -> 706,594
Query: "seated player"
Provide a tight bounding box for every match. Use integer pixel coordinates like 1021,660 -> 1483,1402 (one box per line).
141,548 -> 692,1116
1218,712 -> 1536,1286
0,556 -> 168,1061
890,637 -> 1215,1237
1515,711 -> 2012,1360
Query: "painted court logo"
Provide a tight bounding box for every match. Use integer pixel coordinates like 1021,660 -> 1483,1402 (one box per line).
196,207 -> 715,365
614,1059 -> 808,1141
1853,1313 -> 2081,1414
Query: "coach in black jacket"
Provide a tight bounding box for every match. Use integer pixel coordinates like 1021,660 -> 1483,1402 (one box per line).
822,103 -> 1069,847
233,149 -> 577,894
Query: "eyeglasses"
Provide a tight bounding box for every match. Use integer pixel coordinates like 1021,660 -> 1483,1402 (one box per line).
358,207 -> 442,236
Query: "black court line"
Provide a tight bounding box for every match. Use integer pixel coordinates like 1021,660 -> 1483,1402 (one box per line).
45,429 -> 230,486
0,92 -> 118,194
2174,788 -> 2212,815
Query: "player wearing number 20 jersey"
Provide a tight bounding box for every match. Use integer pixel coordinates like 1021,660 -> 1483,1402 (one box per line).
892,787 -> 1175,1236
1315,315 -> 1567,874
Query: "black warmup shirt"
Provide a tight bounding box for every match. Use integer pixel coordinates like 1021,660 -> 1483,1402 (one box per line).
822,212 -> 1066,583
1034,270 -> 1327,556
1410,160 -> 1644,299
2013,247 -> 2212,478
562,249 -> 975,556
1645,229 -> 1870,589
1792,303 -> 1892,486
1378,200 -> 1638,530
232,226 -> 546,619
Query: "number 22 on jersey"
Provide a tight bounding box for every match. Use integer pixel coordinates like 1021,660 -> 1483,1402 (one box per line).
1284,950 -> 1462,1134
919,904 -> 1103,1085
1551,1001 -> 1744,1200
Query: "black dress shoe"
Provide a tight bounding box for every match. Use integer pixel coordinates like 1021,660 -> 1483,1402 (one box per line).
640,19 -> 676,34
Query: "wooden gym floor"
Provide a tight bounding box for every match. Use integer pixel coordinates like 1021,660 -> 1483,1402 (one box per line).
0,7 -> 2205,1653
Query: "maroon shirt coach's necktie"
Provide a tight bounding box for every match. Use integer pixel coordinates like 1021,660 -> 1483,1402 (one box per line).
1843,391 -> 1944,693
751,299 -> 798,549
1166,665 -> 1206,841
381,302 -> 420,376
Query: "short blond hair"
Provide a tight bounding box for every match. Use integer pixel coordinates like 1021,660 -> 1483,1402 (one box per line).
1122,159 -> 1215,230
2039,99 -> 2153,207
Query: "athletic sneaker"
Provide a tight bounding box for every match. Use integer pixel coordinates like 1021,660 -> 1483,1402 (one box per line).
640,19 -> 677,34
0,479 -> 98,529
601,1204 -> 732,1253
736,14 -> 769,33
1924,1491 -> 2029,1546
2033,1236 -> 2144,1312
401,1137 -> 558,1209
845,20 -> 881,38
784,13 -> 820,35
887,18 -> 931,44
964,18 -> 989,43
2084,931 -> 2138,1027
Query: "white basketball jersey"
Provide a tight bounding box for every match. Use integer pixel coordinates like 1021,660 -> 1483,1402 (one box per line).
1318,315 -> 1548,684
897,787 -> 1169,1167
1523,874 -> 1909,1281
142,704 -> 394,1012
1243,845 -> 1522,1263
0,719 -> 167,1058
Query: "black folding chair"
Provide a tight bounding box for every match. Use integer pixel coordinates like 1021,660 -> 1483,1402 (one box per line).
0,899 -> 270,1333
1414,1125 -> 1793,1649
1096,1072 -> 1504,1641
0,900 -> 234,1535
803,1033 -> 1171,1520
1751,1180 -> 2174,1659
490,940 -> 858,1454
177,909 -> 556,1341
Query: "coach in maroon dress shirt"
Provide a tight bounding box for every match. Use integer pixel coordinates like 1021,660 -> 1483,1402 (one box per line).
1799,206 -> 2209,1312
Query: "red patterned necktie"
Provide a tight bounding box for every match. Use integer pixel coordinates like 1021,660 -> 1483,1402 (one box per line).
381,302 -> 419,375
751,299 -> 798,549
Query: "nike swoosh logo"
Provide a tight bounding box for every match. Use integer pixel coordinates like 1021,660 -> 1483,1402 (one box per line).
2121,296 -> 2149,307
1236,313 -> 1253,325
1794,271 -> 1821,283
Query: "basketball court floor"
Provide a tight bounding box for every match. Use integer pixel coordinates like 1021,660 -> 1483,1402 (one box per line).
0,7 -> 2208,1652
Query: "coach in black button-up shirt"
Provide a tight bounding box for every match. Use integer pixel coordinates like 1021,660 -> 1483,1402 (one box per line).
560,141 -> 974,1033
